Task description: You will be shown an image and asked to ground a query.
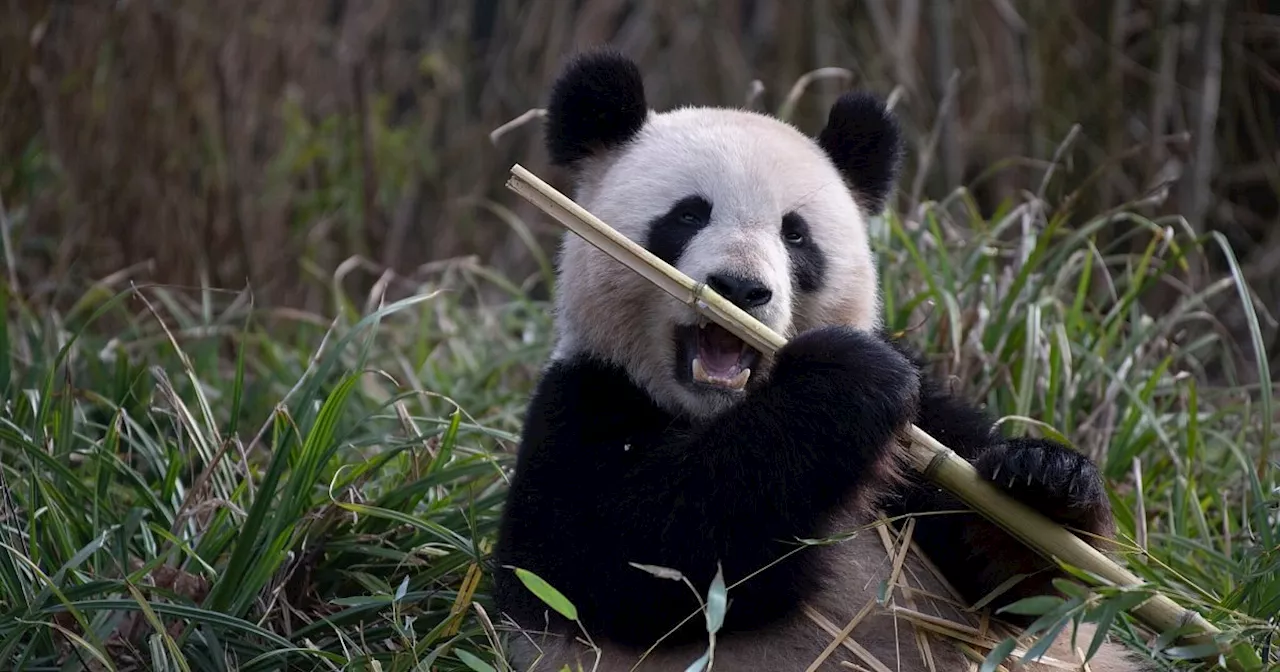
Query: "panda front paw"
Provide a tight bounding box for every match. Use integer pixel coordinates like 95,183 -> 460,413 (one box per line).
975,438 -> 1115,541
772,326 -> 920,431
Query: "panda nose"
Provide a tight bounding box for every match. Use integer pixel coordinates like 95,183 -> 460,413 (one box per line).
706,273 -> 773,309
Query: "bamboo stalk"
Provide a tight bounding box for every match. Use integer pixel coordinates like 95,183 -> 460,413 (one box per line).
504,163 -> 1248,669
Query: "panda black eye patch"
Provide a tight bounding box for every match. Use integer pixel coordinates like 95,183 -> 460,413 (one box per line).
782,212 -> 826,293
644,195 -> 713,266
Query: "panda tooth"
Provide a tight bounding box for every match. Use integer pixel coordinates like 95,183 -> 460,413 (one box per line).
727,367 -> 751,390
692,357 -> 711,383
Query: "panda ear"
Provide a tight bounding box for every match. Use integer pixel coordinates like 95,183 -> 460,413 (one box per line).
816,92 -> 904,214
545,48 -> 649,168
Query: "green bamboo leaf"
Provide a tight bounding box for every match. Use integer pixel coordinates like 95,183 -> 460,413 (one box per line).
996,595 -> 1063,616
629,563 -> 686,581
704,563 -> 727,635
979,638 -> 1017,672
513,568 -> 578,622
1021,618 -> 1069,664
1086,602 -> 1119,661
683,647 -> 711,672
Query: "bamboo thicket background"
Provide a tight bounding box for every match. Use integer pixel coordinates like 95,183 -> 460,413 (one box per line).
2,0 -> 1276,378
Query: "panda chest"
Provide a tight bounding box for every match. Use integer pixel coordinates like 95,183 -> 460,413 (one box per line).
612,419 -> 693,461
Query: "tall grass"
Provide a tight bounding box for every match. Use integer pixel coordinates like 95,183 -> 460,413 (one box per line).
0,260 -> 549,671
872,183 -> 1278,669
2,157 -> 1277,670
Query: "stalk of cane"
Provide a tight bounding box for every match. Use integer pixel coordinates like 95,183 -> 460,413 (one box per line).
505,162 -> 1250,669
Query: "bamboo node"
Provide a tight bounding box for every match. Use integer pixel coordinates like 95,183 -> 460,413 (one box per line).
923,445 -> 954,480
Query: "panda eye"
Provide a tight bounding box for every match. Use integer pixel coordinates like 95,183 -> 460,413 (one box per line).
781,213 -> 808,246
667,196 -> 712,229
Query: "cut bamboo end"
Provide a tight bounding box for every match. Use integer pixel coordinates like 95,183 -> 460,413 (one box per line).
504,162 -> 1242,668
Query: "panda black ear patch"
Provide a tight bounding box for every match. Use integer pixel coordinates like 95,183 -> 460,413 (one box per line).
816,92 -> 904,214
545,48 -> 649,168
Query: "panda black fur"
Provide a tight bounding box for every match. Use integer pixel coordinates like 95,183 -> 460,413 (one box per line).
492,49 -> 1152,672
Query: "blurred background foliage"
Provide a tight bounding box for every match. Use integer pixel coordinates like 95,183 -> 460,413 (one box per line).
0,0 -> 1276,369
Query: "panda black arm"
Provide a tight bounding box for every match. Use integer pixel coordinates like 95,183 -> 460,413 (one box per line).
493,326 -> 918,649
879,337 -> 1118,620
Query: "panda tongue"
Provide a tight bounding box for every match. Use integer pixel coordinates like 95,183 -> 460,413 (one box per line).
698,324 -> 744,376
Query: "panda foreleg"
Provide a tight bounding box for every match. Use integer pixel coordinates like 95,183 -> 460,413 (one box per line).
880,338 -> 1118,622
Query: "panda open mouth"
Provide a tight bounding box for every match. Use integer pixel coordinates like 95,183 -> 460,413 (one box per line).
675,321 -> 762,392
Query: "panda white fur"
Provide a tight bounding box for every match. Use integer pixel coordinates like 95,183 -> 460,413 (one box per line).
492,49 -> 1152,672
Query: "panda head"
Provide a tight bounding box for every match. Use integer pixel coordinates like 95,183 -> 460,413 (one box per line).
543,49 -> 903,419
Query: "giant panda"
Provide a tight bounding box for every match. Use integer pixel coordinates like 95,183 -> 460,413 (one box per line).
491,48 -> 1152,672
